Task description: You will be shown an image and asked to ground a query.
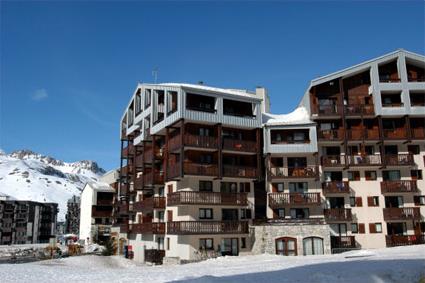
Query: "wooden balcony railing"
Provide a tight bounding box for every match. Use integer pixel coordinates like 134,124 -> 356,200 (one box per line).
223,138 -> 257,153
166,221 -> 249,235
411,128 -> 425,139
321,155 -> 345,167
269,166 -> 319,179
346,155 -> 382,166
167,163 -> 181,179
346,129 -> 365,140
312,104 -> 341,116
121,164 -> 133,176
184,162 -> 218,176
386,235 -> 425,247
384,154 -> 414,166
344,104 -> 374,116
122,144 -> 134,158
118,203 -> 129,215
268,193 -> 321,208
317,129 -> 344,141
365,129 -> 380,139
135,154 -> 144,168
381,181 -> 418,194
144,249 -> 165,264
119,184 -> 129,195
131,222 -> 165,234
134,177 -> 143,190
184,134 -> 217,149
167,191 -> 248,206
143,171 -> 164,185
331,236 -> 356,249
91,206 -> 113,218
324,208 -> 352,221
223,165 -> 257,178
383,207 -> 421,221
144,149 -> 154,163
133,197 -> 166,212
96,199 -> 113,206
322,181 -> 350,194
168,135 -> 182,152
383,128 -> 408,139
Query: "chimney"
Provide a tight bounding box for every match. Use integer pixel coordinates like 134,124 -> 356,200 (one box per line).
256,86 -> 270,113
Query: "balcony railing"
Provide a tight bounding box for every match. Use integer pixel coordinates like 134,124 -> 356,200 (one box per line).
91,206 -> 113,218
122,144 -> 134,158
144,148 -> 154,163
346,155 -> 382,166
384,154 -> 414,166
223,138 -> 257,153
121,165 -> 133,176
143,171 -> 164,186
317,129 -> 344,141
268,193 -> 321,208
184,134 -> 217,149
386,235 -> 425,247
167,163 -> 181,179
184,162 -> 218,176
168,135 -> 181,152
379,77 -> 401,83
411,128 -> 425,139
223,165 -> 257,178
344,104 -> 374,116
346,128 -> 380,140
96,199 -> 113,206
383,128 -> 408,139
383,207 -> 421,221
269,166 -> 319,179
312,104 -> 341,116
381,180 -> 418,194
131,222 -> 165,234
166,221 -> 249,235
322,181 -> 350,194
133,197 -> 166,212
321,155 -> 345,167
331,236 -> 356,249
167,191 -> 248,206
324,208 -> 352,221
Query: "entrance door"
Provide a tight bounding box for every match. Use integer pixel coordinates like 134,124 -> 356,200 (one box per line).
221,238 -> 239,256
275,237 -> 297,256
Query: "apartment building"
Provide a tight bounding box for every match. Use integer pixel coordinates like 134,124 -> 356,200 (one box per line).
0,200 -> 58,245
115,49 -> 425,262
65,195 -> 80,235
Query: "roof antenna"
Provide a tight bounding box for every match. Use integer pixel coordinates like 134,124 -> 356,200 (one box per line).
152,68 -> 159,84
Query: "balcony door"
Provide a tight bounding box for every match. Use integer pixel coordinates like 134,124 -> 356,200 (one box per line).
387,222 -> 407,236
385,196 -> 403,208
221,238 -> 238,256
222,209 -> 238,221
275,237 -> 297,256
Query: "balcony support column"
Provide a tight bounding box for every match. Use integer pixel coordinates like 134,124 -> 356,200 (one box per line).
378,116 -> 386,168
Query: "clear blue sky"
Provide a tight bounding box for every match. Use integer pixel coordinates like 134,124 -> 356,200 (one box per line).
1,1 -> 424,171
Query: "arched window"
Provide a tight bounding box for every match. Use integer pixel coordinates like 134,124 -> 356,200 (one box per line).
275,237 -> 297,256
303,237 -> 324,255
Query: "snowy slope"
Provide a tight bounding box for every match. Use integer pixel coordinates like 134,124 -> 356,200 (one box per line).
0,150 -> 106,221
0,245 -> 424,283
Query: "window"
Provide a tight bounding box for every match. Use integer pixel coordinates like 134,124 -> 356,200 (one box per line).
411,170 -> 423,180
290,208 -> 309,219
135,90 -> 142,114
222,209 -> 238,221
370,223 -> 382,233
276,208 -> 285,219
241,238 -> 247,249
349,197 -> 356,207
158,187 -> 165,196
239,182 -> 251,193
368,196 -> 380,207
221,182 -> 238,193
186,93 -> 216,113
199,181 -> 213,192
275,237 -> 297,256
167,91 -> 178,115
199,208 -> 213,219
348,171 -> 360,181
383,170 -> 401,181
414,196 -> 425,205
365,171 -> 377,181
408,145 -> 420,155
351,223 -> 359,234
303,237 -> 324,255
365,145 -> 375,155
199,238 -> 214,250
144,89 -> 151,108
288,182 -> 308,193
158,211 -> 165,222
166,238 -> 170,250
273,183 -> 284,192
200,154 -> 212,164
241,209 -> 252,219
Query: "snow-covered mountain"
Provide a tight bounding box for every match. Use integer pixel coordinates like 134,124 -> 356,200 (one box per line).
0,150 -> 106,221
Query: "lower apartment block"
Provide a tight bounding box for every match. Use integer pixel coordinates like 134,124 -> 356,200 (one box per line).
113,49 -> 425,263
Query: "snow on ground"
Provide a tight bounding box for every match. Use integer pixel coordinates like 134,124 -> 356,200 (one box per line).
1,245 -> 424,283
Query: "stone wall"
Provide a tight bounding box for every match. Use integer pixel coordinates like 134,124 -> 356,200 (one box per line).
251,222 -> 331,255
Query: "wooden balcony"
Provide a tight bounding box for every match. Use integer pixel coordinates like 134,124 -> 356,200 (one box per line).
118,203 -> 129,215
91,206 -> 112,218
144,148 -> 154,163
131,222 -> 165,234
167,191 -> 248,206
331,236 -> 356,249
365,129 -> 380,139
121,165 -> 133,176
183,162 -> 218,176
346,128 -> 379,140
119,184 -> 129,195
312,105 -> 341,116
184,134 -> 217,149
223,138 -> 257,153
321,155 -> 345,167
317,129 -> 344,141
346,155 -> 382,166
133,197 -> 166,212
324,208 -> 352,222
384,154 -> 414,166
269,166 -> 319,179
133,177 -> 143,190
268,193 -> 321,208
122,144 -> 134,158
223,165 -> 257,178
383,129 -> 408,140
383,207 -> 421,221
381,181 -> 418,194
386,235 -> 425,247
166,221 -> 249,235
143,171 -> 164,186
168,135 -> 181,152
322,181 -> 350,194
96,199 -> 113,206
344,104 -> 374,116
411,128 -> 425,139
167,163 -> 180,179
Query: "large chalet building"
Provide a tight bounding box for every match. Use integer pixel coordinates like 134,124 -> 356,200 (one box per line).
112,49 -> 425,263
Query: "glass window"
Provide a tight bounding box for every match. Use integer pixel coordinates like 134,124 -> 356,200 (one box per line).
383,170 -> 401,181
199,238 -> 214,250
199,208 -> 213,219
303,237 -> 324,255
288,182 -> 308,193
365,171 -> 377,181
411,170 -> 423,180
199,181 -> 213,192
407,145 -> 420,155
276,237 -> 297,256
348,171 -> 360,181
349,197 -> 356,207
351,223 -> 359,233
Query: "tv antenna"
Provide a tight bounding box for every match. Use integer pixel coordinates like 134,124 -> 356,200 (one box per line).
152,68 -> 159,84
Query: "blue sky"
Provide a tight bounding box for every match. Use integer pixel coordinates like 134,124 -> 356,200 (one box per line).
1,1 -> 424,171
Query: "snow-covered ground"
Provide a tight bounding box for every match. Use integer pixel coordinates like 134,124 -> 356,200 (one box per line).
1,245 -> 424,283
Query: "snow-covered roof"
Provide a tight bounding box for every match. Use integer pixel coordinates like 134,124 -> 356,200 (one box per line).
159,83 -> 260,99
85,181 -> 114,192
263,107 -> 313,126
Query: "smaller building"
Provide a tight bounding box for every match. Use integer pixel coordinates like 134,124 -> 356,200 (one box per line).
0,200 -> 58,245
65,195 -> 80,235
